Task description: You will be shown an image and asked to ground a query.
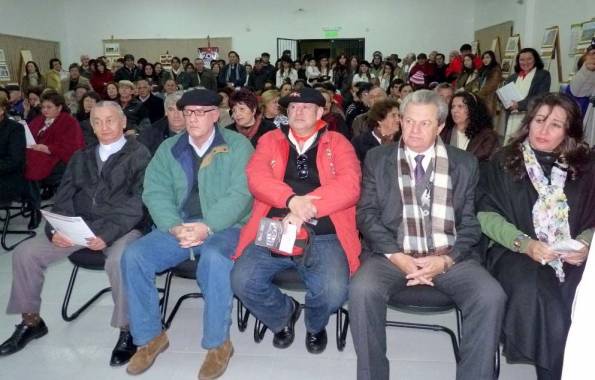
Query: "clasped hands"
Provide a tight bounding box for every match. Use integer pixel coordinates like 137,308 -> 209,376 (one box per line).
170,222 -> 210,248
282,194 -> 320,230
389,252 -> 453,287
525,240 -> 588,266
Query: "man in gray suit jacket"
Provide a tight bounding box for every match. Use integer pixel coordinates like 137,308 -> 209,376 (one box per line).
349,90 -> 506,380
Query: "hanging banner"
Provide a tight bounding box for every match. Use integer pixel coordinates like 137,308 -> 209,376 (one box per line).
198,47 -> 219,66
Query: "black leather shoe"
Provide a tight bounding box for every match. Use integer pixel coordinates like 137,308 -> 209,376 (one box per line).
306,328 -> 327,354
273,298 -> 301,349
27,209 -> 41,230
110,330 -> 137,367
0,320 -> 48,356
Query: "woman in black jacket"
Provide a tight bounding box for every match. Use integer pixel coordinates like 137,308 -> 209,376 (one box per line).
0,97 -> 27,203
503,48 -> 551,141
351,98 -> 400,163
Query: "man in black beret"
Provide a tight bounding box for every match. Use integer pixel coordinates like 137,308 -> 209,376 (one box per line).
231,87 -> 362,354
123,88 -> 254,379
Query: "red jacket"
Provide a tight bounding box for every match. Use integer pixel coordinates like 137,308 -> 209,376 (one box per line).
234,127 -> 362,274
25,112 -> 84,180
90,71 -> 114,98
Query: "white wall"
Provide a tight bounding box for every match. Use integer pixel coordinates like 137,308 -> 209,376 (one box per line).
0,0 -> 68,58
55,0 -> 474,65
474,0 -> 595,83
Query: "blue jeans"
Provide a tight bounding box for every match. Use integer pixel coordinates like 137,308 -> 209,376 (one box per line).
231,234 -> 349,334
121,227 -> 239,348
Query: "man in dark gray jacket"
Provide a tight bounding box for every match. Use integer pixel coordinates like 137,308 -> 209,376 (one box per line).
349,90 -> 506,380
0,101 -> 151,368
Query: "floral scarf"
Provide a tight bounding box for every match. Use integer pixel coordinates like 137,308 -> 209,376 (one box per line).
522,140 -> 570,282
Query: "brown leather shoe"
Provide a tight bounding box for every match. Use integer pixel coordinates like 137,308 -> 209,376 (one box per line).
126,331 -> 169,375
198,340 -> 234,380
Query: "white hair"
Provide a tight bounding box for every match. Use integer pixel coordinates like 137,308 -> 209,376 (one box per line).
90,101 -> 126,126
399,89 -> 448,125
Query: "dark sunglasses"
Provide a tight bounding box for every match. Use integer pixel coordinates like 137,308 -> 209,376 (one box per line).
296,154 -> 309,180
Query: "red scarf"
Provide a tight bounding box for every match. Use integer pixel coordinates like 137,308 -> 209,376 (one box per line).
236,115 -> 262,140
518,70 -> 529,79
289,120 -> 327,144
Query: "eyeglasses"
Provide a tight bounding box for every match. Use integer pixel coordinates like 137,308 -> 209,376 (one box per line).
296,154 -> 309,180
182,108 -> 217,118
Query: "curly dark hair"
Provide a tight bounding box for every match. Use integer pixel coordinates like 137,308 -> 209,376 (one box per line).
229,88 -> 259,114
444,91 -> 493,139
502,92 -> 590,181
367,99 -> 400,129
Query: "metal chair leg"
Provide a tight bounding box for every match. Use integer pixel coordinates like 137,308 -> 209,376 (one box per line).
160,271 -> 174,325
61,265 -> 111,322
1,207 -> 36,251
386,321 -> 460,363
164,292 -> 202,328
253,319 -> 268,343
236,298 -> 250,332
335,307 -> 349,351
455,308 -> 463,344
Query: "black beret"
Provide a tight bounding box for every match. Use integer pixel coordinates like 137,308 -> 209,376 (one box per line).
177,89 -> 222,109
278,87 -> 326,108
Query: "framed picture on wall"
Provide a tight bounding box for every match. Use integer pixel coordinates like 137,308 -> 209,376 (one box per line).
542,27 -> 558,48
0,63 -> 11,81
580,20 -> 595,43
541,56 -> 552,71
0,48 -> 6,62
505,35 -> 520,54
104,42 -> 120,56
501,58 -> 513,76
471,40 -> 480,55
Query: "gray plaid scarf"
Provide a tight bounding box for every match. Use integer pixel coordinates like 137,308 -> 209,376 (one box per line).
397,137 -> 456,257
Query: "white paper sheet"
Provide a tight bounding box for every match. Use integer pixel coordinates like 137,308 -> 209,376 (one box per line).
496,82 -> 523,109
551,239 -> 585,253
18,121 -> 36,146
40,210 -> 96,246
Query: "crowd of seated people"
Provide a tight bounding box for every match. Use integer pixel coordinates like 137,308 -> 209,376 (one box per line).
0,38 -> 594,380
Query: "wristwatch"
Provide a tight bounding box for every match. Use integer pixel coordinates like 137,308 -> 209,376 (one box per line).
512,233 -> 530,253
206,225 -> 214,236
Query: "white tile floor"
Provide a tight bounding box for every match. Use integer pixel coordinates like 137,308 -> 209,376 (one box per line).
0,214 -> 536,380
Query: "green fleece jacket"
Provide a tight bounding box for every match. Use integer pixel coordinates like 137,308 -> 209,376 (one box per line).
143,127 -> 254,233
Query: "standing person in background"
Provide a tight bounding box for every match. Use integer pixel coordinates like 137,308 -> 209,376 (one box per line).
21,61 -> 46,94
91,60 -> 114,99
455,54 -> 480,93
115,54 -> 141,83
194,58 -> 218,91
409,54 -> 436,90
567,39 -> 595,146
352,61 -> 376,85
79,54 -> 92,78
369,53 -> 384,79
218,51 -> 247,88
46,58 -> 65,92
276,57 -> 298,87
333,54 -> 351,94
446,44 -> 482,85
502,48 -> 551,142
477,50 -> 503,116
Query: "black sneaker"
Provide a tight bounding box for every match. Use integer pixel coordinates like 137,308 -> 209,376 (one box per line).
272,298 -> 301,349
306,328 -> 328,354
0,319 -> 48,356
110,330 -> 137,366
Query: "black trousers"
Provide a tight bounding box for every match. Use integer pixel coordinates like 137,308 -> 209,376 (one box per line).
349,254 -> 506,380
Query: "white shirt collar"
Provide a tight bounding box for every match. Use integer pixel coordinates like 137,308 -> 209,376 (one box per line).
99,135 -> 126,162
288,130 -> 319,155
371,130 -> 382,144
404,143 -> 435,173
138,94 -> 150,102
188,128 -> 216,157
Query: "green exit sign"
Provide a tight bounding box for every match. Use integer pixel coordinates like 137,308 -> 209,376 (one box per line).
324,30 -> 339,38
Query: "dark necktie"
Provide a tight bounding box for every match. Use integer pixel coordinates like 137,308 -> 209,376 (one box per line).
414,154 -> 425,183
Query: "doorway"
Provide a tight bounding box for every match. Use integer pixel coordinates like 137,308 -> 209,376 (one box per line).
276,38 -> 365,62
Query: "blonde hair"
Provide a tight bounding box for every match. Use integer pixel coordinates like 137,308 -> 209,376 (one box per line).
259,89 -> 280,112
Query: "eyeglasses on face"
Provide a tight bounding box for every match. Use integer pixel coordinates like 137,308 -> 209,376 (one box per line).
296,154 -> 309,180
182,108 -> 217,118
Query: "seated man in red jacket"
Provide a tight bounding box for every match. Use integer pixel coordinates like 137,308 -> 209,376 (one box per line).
231,88 -> 361,354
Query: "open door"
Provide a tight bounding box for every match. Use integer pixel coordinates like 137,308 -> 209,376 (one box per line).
277,38 -> 298,60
